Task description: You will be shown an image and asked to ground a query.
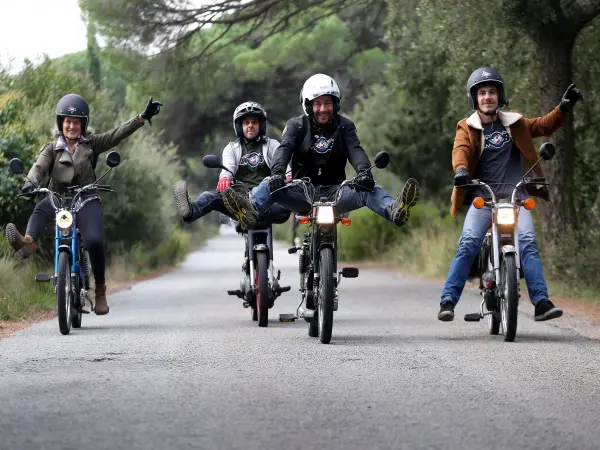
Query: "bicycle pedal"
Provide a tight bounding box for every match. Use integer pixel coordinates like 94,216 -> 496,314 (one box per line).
464,313 -> 481,322
35,273 -> 52,283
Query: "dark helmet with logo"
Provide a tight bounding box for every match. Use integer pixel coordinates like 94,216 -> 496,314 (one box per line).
56,93 -> 90,133
232,101 -> 267,140
466,67 -> 508,111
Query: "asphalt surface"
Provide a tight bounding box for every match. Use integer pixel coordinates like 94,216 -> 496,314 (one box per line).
1,226 -> 599,450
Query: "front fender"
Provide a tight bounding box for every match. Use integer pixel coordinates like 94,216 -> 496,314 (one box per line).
501,245 -> 520,269
58,244 -> 72,255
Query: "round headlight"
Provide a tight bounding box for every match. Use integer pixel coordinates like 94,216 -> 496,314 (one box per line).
56,210 -> 73,230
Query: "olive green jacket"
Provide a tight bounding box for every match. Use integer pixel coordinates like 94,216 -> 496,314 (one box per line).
27,115 -> 144,193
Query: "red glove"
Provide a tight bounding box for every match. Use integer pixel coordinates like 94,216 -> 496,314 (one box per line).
216,177 -> 231,192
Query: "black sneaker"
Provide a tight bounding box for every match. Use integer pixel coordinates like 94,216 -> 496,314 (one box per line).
438,300 -> 455,321
222,187 -> 259,229
172,180 -> 192,221
392,178 -> 420,226
534,300 -> 563,321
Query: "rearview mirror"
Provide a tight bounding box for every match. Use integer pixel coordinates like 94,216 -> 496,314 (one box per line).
203,154 -> 224,169
540,143 -> 555,161
106,151 -> 121,168
374,151 -> 390,169
8,158 -> 24,175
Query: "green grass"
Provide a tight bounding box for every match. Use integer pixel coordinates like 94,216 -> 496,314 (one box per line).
0,221 -> 218,321
0,250 -> 55,321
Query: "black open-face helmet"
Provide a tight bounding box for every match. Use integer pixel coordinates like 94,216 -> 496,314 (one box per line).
233,101 -> 267,140
466,67 -> 508,111
56,93 -> 90,133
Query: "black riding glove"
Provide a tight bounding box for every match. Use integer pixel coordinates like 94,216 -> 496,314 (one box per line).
559,84 -> 583,113
453,167 -> 471,187
21,180 -> 35,194
355,173 -> 375,192
140,96 -> 162,125
268,174 -> 285,193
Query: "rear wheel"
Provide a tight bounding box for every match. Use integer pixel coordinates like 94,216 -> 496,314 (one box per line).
72,275 -> 82,329
256,251 -> 269,327
318,248 -> 334,344
308,311 -> 319,337
57,252 -> 72,336
501,254 -> 519,342
487,309 -> 500,335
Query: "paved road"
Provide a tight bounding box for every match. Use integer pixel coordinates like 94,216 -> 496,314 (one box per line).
1,226 -> 599,450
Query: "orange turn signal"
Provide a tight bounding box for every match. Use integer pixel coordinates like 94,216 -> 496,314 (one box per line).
523,198 -> 536,210
298,216 -> 310,225
341,217 -> 352,226
473,197 -> 485,209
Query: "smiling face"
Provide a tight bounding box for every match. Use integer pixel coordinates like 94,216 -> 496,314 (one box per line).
312,95 -> 334,124
62,116 -> 82,140
476,84 -> 499,115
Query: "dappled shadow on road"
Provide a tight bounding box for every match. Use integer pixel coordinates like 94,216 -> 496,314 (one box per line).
427,332 -> 592,344
315,331 -> 594,346
325,334 -> 409,346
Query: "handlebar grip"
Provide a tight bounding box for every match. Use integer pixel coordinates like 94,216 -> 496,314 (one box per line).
95,185 -> 111,190
527,177 -> 546,183
17,191 -> 36,198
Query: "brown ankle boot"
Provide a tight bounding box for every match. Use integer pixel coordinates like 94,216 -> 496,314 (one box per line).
94,284 -> 109,315
5,223 -> 38,260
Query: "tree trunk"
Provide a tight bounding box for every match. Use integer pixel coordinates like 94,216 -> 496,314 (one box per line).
534,33 -> 578,272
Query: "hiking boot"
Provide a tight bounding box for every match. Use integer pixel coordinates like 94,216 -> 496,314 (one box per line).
222,187 -> 259,229
94,284 -> 109,315
534,299 -> 563,321
5,223 -> 38,260
392,178 -> 420,226
172,180 -> 193,222
438,300 -> 455,321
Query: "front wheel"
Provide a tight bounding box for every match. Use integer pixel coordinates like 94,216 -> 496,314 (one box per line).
256,251 -> 269,327
317,248 -> 335,344
57,252 -> 72,335
500,254 -> 519,342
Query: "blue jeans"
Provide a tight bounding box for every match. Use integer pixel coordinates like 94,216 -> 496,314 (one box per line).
190,190 -> 291,223
250,177 -> 397,222
441,205 -> 549,306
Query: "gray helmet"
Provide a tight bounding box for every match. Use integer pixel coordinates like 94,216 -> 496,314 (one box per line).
466,67 -> 508,111
56,93 -> 90,133
232,101 -> 267,139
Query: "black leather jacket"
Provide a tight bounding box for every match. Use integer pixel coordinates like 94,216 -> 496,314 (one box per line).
270,114 -> 372,185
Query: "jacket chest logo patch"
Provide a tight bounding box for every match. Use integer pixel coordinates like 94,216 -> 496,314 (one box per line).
240,152 -> 263,168
312,136 -> 334,154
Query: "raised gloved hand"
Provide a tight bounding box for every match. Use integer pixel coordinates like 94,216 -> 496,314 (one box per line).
268,174 -> 285,193
355,173 -> 375,192
140,96 -> 162,126
453,167 -> 471,187
559,84 -> 583,113
216,177 -> 231,192
21,180 -> 35,194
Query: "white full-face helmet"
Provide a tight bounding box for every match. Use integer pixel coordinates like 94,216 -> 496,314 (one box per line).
299,74 -> 341,116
